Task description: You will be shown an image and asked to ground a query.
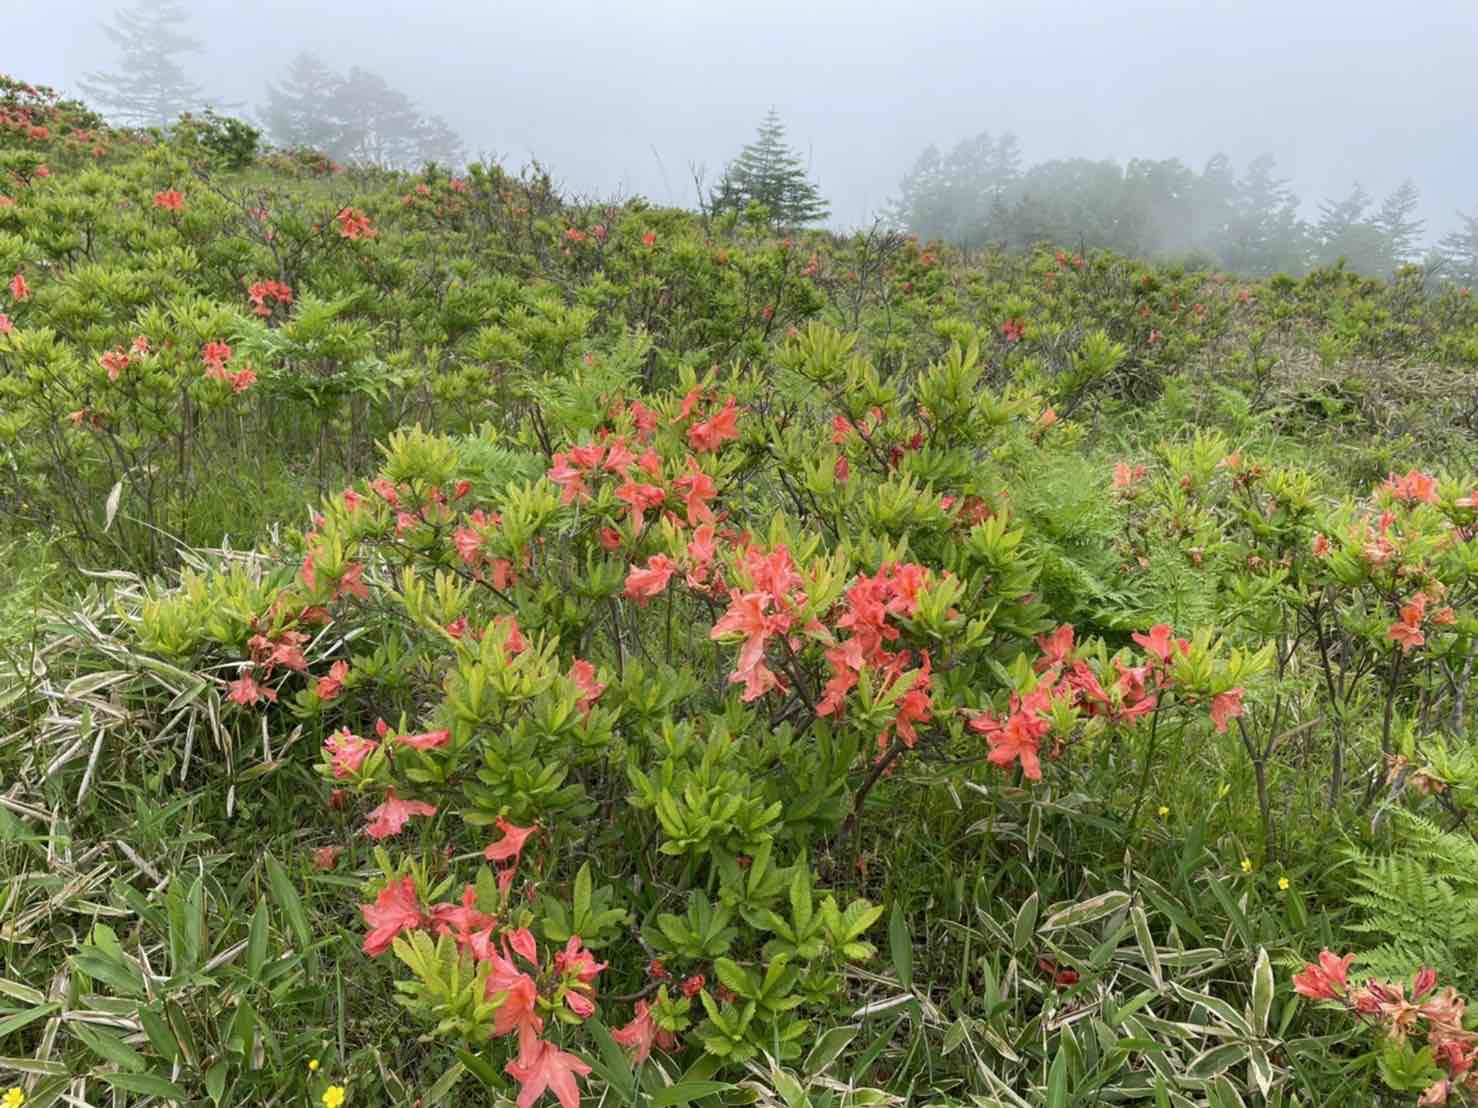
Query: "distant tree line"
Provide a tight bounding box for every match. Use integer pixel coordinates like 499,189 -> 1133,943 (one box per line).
885,130 -> 1478,282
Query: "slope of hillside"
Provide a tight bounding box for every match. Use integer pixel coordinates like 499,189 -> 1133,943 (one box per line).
3,74 -> 1478,1108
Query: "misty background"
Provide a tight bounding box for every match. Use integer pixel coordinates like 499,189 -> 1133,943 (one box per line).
8,0 -> 1477,246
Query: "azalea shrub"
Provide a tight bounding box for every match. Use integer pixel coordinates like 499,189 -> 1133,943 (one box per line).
3,71 -> 1478,1108
1293,951 -> 1477,1105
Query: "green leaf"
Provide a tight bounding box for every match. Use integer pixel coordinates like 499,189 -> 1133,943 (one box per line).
1172,984 -> 1254,1038
425,1061 -> 466,1103
0,1003 -> 57,1039
1040,891 -> 1131,932
888,905 -> 912,991
73,1022 -> 147,1072
574,862 -> 593,924
264,851 -> 313,959
803,1025 -> 857,1076
205,1059 -> 229,1104
71,949 -> 144,997
138,1007 -> 178,1063
1247,1044 -> 1274,1099
582,1019 -> 637,1103
1203,875 -> 1253,951
1131,904 -> 1163,989
1250,946 -> 1273,1036
648,1080 -> 736,1106
246,898 -> 270,980
457,1048 -> 503,1089
1013,891 -> 1039,952
100,1072 -> 189,1099
1047,1043 -> 1070,1108
1186,1041 -> 1249,1080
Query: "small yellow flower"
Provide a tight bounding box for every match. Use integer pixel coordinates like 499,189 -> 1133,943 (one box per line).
322,1087 -> 346,1108
308,1058 -> 320,1072
4,1087 -> 26,1108
1278,877 -> 1291,891
1240,858 -> 1253,873
1157,805 -> 1169,818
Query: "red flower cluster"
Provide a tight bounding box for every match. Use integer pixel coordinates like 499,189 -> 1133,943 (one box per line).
152,189 -> 184,212
246,278 -> 293,317
677,390 -> 741,453
97,335 -> 149,381
453,507 -> 518,590
968,623 -> 1231,780
831,408 -> 883,445
568,659 -> 605,714
335,206 -> 375,240
1112,461 -> 1147,493
818,562 -> 935,753
1382,469 -> 1440,506
1387,591 -> 1455,654
710,543 -> 823,701
227,629 -> 303,706
201,340 -> 256,393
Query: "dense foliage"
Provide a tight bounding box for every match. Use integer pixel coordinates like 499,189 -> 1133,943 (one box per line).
2,73 -> 1478,1108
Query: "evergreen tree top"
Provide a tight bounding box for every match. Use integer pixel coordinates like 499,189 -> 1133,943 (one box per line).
711,108 -> 829,227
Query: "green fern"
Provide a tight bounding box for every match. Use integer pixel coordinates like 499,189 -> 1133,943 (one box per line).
1346,809 -> 1478,992
1013,457 -> 1148,632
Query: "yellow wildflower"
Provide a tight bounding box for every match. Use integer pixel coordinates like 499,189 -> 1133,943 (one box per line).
1240,858 -> 1253,873
4,1087 -> 26,1108
309,1058 -> 320,1072
323,1087 -> 346,1108
1278,877 -> 1291,891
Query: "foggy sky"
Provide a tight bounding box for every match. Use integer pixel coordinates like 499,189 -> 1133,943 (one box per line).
7,0 -> 1477,241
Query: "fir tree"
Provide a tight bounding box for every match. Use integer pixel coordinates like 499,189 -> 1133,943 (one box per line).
711,109 -> 829,227
1222,155 -> 1307,275
261,51 -> 344,153
78,0 -> 206,128
1313,182 -> 1387,273
1439,209 -> 1478,286
1375,179 -> 1425,272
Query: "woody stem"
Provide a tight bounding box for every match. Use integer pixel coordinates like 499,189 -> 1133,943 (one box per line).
1127,694 -> 1165,832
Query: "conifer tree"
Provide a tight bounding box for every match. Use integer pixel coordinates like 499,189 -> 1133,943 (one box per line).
78,0 -> 206,128
1375,179 -> 1425,272
1222,154 -> 1307,275
1313,182 -> 1388,273
1439,209 -> 1478,286
261,51 -> 344,153
710,109 -> 829,227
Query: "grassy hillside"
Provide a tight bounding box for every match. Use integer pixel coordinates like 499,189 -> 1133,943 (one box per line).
2,74 -> 1478,1107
